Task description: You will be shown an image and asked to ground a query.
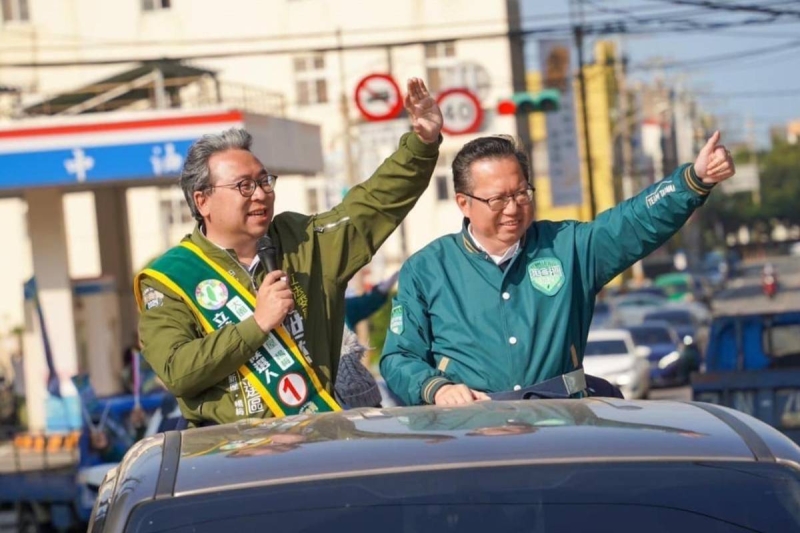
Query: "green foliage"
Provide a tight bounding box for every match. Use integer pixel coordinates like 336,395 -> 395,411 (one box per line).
702,142 -> 800,234
758,142 -> 800,222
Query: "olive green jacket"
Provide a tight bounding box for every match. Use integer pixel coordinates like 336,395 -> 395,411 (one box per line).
136,132 -> 439,425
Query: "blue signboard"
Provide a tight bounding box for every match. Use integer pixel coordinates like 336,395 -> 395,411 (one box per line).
0,139 -> 195,189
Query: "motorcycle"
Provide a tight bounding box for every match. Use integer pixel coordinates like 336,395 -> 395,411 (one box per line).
763,273 -> 778,299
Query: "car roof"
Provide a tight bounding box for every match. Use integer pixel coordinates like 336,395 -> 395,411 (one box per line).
629,320 -> 674,332
177,401 -> 800,493
101,400 -> 800,526
588,328 -> 632,340
646,308 -> 692,318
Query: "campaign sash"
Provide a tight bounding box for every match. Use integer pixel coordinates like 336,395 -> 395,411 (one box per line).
134,242 -> 340,417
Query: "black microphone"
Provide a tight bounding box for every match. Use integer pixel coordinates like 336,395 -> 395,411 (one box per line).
257,234 -> 279,273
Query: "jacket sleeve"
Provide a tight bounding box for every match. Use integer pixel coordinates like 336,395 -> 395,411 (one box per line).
312,132 -> 440,284
379,260 -> 453,406
137,276 -> 268,398
345,287 -> 390,330
575,163 -> 713,292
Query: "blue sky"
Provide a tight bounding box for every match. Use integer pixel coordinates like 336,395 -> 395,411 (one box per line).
521,0 -> 800,147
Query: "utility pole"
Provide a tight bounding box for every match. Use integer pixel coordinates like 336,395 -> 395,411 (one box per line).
506,0 -> 534,173
571,0 -> 597,219
384,43 -> 409,263
747,115 -> 761,207
337,29 -> 357,194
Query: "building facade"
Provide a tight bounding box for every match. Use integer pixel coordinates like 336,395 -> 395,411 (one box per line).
0,0 -> 525,338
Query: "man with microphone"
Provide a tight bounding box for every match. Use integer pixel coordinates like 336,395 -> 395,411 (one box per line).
134,78 -> 442,426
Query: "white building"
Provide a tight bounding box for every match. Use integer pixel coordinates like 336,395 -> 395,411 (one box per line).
0,0 -> 525,339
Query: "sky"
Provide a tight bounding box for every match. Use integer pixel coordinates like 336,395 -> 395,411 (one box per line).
520,0 -> 800,147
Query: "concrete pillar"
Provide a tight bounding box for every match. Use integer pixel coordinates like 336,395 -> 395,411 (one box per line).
23,188 -> 80,432
94,187 -> 137,352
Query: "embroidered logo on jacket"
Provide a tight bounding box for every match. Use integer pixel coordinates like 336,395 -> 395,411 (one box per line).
645,180 -> 676,208
390,305 -> 404,334
528,258 -> 566,296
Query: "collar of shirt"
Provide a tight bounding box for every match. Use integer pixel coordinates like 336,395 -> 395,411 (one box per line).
468,224 -> 520,265
202,225 -> 261,274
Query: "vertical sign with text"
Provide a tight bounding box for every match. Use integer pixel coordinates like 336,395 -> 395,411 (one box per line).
539,39 -> 583,207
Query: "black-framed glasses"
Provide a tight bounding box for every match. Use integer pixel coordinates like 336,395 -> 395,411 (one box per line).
208,174 -> 278,198
462,186 -> 535,211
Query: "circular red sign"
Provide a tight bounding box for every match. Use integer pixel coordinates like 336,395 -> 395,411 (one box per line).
278,373 -> 308,407
436,88 -> 484,135
354,74 -> 404,122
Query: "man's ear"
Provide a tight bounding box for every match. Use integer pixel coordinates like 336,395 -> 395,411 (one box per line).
194,190 -> 210,219
455,193 -> 471,218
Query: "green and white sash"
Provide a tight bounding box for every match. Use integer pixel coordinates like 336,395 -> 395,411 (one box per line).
135,241 -> 340,417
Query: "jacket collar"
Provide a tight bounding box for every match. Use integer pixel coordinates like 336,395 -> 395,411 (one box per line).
459,218 -> 529,257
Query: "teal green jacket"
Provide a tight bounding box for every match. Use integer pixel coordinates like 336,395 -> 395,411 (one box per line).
380,164 -> 712,405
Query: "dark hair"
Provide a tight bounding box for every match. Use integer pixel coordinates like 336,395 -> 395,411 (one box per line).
451,135 -> 530,194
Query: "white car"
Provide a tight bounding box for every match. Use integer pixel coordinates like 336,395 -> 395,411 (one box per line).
584,329 -> 650,399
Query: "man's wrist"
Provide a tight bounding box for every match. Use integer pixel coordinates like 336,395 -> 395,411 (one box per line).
685,164 -> 715,196
421,376 -> 453,405
406,131 -> 442,156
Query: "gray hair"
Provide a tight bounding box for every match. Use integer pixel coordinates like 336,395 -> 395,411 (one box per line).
180,128 -> 253,222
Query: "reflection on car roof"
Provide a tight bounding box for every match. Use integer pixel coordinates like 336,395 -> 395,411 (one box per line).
161,399 -> 800,495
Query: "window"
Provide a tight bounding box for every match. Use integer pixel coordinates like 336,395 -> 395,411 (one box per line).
424,42 -> 457,93
160,190 -> 193,227
142,0 -> 171,12
1,0 -> 29,22
294,55 -> 327,106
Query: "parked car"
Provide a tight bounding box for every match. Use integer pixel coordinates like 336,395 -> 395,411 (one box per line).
644,307 -> 705,354
89,401 -> 800,533
627,321 -> 699,388
608,292 -> 668,327
584,329 -> 650,399
590,300 -> 613,329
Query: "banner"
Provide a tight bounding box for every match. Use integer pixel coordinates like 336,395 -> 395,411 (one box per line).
538,39 -> 583,207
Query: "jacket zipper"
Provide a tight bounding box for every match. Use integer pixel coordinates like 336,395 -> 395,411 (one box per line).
314,216 -> 350,233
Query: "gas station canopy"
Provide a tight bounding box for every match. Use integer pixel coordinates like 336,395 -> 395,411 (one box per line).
0,106 -> 324,197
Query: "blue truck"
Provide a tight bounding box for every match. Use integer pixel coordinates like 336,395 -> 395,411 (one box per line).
0,390 -> 169,532
692,310 -> 800,444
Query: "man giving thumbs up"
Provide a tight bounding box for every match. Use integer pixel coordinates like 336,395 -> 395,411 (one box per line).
380,132 -> 735,406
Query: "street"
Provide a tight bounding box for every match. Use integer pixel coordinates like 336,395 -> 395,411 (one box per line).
649,254 -> 800,402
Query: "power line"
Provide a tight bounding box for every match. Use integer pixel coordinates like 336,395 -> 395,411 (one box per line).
696,88 -> 800,98
649,0 -> 800,18
629,39 -> 800,71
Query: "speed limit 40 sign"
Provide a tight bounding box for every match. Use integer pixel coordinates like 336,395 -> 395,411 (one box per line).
436,88 -> 484,135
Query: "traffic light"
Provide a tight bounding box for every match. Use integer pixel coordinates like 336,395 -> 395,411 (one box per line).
497,89 -> 561,115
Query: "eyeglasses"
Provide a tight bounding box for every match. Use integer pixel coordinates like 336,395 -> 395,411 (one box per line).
462,186 -> 535,211
207,174 -> 278,197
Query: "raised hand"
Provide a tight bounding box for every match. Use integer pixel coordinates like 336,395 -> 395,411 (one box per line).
404,77 -> 443,144
693,130 -> 736,185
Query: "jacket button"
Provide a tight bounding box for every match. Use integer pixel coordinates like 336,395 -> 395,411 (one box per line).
509,337 -> 517,345
502,292 -> 510,300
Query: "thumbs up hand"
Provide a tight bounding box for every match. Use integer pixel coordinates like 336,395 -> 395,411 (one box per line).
693,130 -> 736,184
